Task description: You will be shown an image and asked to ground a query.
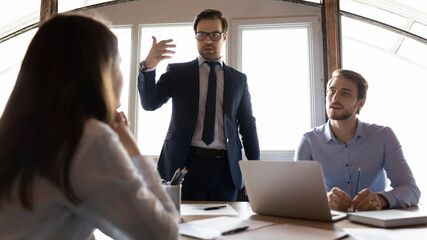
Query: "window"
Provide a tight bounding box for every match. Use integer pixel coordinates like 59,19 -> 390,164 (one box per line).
340,0 -> 408,29
110,26 -> 132,117
0,1 -> 39,39
341,15 -> 427,204
137,24 -> 226,156
135,18 -> 323,159
231,17 -> 324,160
410,22 -> 427,39
0,28 -> 37,116
58,0 -> 114,12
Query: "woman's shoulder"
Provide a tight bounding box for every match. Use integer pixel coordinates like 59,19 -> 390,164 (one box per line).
74,119 -> 119,159
82,118 -> 116,140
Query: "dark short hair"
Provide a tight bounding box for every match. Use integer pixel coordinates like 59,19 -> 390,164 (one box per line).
327,69 -> 369,100
193,9 -> 228,33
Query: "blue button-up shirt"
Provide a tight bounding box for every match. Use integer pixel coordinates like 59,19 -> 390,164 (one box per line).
295,119 -> 420,208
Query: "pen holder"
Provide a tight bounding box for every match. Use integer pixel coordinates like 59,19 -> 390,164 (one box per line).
163,184 -> 181,213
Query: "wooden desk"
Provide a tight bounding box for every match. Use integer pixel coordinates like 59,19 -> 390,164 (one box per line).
180,201 -> 427,239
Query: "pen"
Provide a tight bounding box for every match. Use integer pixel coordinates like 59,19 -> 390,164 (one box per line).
174,170 -> 187,185
221,226 -> 249,235
353,167 -> 361,212
170,168 -> 180,185
203,205 -> 227,211
171,167 -> 187,185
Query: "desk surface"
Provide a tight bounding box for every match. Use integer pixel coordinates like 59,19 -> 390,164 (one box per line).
179,201 -> 427,240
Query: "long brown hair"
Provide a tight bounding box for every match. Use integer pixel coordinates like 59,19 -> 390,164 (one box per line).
0,14 -> 118,209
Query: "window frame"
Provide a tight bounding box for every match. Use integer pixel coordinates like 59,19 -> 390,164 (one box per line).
230,16 -> 325,160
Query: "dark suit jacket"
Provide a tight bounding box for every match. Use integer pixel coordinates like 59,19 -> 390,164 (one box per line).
137,58 -> 260,189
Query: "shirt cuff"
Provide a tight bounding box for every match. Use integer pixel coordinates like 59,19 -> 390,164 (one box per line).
139,61 -> 155,72
379,191 -> 395,208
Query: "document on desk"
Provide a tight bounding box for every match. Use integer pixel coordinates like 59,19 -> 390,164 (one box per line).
179,216 -> 274,239
181,203 -> 238,215
218,224 -> 348,240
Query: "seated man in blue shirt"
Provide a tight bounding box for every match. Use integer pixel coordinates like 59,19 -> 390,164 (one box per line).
295,69 -> 420,212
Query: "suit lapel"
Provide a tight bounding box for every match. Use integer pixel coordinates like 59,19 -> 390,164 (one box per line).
189,59 -> 200,107
223,62 -> 235,114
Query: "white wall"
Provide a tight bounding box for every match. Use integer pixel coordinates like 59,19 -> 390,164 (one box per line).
89,0 -> 321,26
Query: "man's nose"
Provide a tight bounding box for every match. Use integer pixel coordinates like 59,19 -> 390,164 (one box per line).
204,36 -> 213,43
331,92 -> 340,101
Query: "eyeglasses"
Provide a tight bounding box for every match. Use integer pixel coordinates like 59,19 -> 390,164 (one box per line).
195,32 -> 224,41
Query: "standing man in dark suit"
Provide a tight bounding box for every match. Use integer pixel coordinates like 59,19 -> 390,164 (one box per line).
137,9 -> 260,201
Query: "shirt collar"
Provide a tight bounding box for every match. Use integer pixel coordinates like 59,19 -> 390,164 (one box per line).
325,118 -> 365,144
198,56 -> 223,67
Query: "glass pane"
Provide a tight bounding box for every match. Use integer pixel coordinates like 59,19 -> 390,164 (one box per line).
110,27 -> 131,117
340,0 -> 408,29
0,0 -> 39,38
341,16 -> 400,52
303,0 -> 321,3
242,27 -> 311,151
397,37 -> 427,68
140,25 -> 200,78
342,17 -> 427,204
138,24 -> 219,155
410,21 -> 427,40
59,0 -> 114,12
0,28 -> 37,117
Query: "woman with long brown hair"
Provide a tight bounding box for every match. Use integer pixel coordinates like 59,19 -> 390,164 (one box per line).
0,14 -> 178,240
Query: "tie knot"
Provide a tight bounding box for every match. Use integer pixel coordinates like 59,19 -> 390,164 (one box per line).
206,61 -> 219,69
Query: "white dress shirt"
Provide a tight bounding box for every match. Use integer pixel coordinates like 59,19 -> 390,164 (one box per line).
0,119 -> 179,240
190,56 -> 226,150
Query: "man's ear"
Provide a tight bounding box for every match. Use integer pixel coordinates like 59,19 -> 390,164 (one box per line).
357,98 -> 366,112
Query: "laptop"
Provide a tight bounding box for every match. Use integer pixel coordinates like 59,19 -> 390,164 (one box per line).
239,160 -> 347,222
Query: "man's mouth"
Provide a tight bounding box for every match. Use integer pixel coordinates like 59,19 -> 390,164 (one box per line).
330,104 -> 342,109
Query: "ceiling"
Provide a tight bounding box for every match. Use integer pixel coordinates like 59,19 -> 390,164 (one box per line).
0,0 -> 426,41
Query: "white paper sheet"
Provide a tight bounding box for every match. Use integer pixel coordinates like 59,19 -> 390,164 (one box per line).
179,216 -> 275,239
218,224 -> 348,240
181,203 -> 239,215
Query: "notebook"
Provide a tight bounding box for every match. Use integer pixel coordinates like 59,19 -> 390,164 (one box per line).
239,160 -> 346,222
347,209 -> 427,228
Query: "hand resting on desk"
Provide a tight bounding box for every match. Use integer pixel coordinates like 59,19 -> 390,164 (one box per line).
328,187 -> 389,212
328,187 -> 352,211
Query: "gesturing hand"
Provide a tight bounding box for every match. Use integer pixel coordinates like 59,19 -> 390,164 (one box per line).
143,36 -> 176,69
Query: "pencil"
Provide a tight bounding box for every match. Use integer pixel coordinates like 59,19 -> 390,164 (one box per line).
353,167 -> 361,212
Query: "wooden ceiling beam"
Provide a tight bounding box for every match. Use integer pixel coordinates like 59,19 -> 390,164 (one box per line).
322,0 -> 342,80
40,0 -> 58,25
